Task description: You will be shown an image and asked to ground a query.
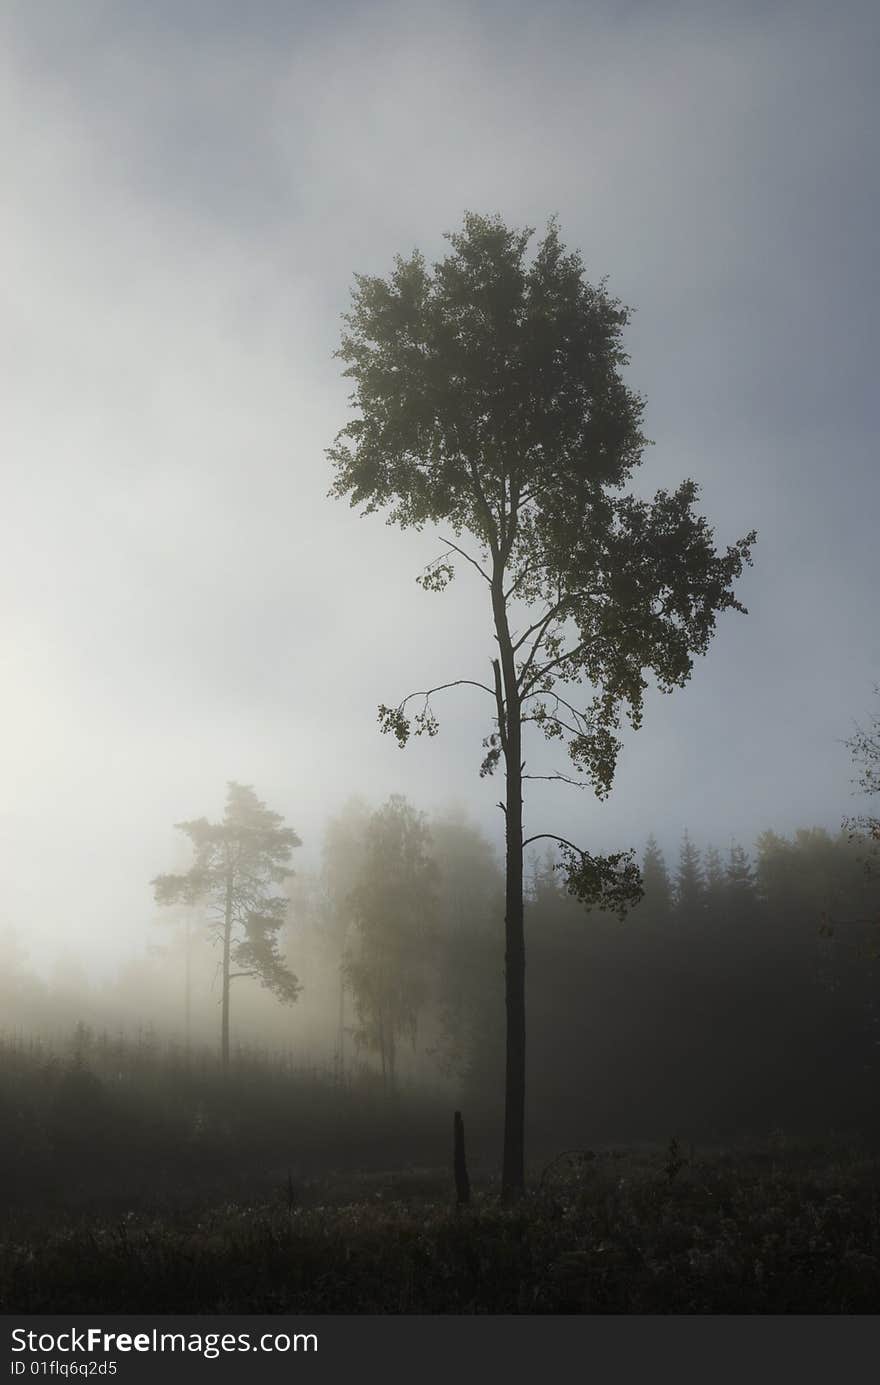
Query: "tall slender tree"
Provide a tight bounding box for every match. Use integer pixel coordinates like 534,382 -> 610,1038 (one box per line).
318,797 -> 372,1081
431,810 -> 505,1092
328,212 -> 755,1198
344,795 -> 438,1090
152,782 -> 302,1070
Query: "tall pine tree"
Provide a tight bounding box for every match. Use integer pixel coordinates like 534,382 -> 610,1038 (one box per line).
675,831 -> 705,933
641,835 -> 673,927
152,783 -> 301,1070
726,842 -> 758,925
703,845 -> 727,930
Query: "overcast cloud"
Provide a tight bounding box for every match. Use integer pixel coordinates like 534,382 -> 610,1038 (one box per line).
2,0 -> 877,974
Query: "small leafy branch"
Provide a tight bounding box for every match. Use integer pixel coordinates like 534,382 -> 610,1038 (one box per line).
523,834 -> 643,917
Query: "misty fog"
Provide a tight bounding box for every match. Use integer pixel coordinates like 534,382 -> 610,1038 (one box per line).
2,0 -> 877,983
2,0 -> 879,1317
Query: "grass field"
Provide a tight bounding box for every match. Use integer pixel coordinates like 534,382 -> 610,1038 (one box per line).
3,1139 -> 879,1313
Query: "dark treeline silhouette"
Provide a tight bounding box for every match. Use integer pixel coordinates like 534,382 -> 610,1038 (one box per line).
2,799 -> 877,1213
511,827 -> 879,1150
424,821 -> 879,1152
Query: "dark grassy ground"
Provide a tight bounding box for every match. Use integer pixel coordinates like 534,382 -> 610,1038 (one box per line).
3,1139 -> 879,1312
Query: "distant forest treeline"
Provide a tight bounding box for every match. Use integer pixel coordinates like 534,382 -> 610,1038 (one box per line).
3,801 -> 877,1198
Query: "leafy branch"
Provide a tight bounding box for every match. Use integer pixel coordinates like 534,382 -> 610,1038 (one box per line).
378,678 -> 496,748
522,833 -> 643,917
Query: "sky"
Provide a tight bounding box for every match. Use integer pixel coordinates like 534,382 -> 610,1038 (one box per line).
2,0 -> 878,977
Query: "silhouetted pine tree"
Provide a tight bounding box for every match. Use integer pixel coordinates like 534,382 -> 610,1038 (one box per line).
726,842 -> 757,916
641,836 -> 673,927
704,846 -> 727,929
675,832 -> 705,932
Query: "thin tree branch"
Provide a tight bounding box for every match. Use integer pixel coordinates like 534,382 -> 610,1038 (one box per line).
515,590 -> 607,691
503,559 -> 546,602
522,712 -> 583,739
502,471 -> 522,566
438,535 -> 491,583
498,464 -> 508,558
515,610 -> 564,691
516,469 -> 562,511
522,772 -> 587,789
521,690 -> 590,729
522,833 -> 585,853
397,678 -> 496,706
464,455 -> 499,559
511,601 -> 563,655
492,657 -> 508,757
520,636 -> 601,696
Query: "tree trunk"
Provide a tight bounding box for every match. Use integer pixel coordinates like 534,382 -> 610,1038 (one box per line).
493,577 -> 526,1203
221,873 -> 232,1073
453,1109 -> 471,1206
184,913 -> 192,1058
336,963 -> 345,1082
379,1012 -> 387,1090
502,716 -> 525,1201
336,935 -> 347,1083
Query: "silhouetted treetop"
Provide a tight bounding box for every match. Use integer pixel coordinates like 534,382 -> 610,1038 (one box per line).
330,212 -> 755,797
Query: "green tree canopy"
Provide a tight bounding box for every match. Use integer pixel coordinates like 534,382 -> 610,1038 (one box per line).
331,213 -> 754,817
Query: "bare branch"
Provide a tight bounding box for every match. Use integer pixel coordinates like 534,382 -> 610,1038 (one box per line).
522,832 -> 583,853
511,601 -> 562,655
522,772 -> 587,789
398,678 -> 495,705
438,535 -> 491,583
492,657 -> 508,757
